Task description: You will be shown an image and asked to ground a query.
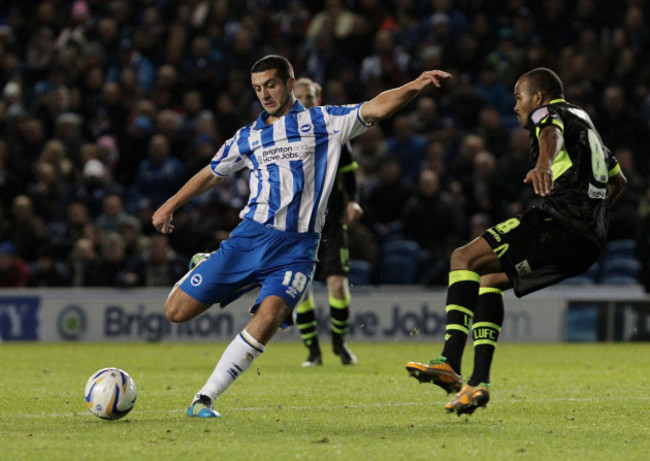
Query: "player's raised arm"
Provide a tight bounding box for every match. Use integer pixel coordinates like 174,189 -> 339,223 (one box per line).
523,125 -> 563,196
152,165 -> 224,234
360,70 -> 451,124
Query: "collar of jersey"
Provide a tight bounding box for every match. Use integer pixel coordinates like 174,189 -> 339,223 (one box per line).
254,100 -> 306,129
549,99 -> 566,105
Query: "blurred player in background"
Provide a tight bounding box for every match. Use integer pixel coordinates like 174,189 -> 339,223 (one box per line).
293,78 -> 362,367
406,68 -> 627,415
153,54 -> 451,418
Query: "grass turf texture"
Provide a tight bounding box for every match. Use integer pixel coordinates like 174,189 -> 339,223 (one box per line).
1,342 -> 649,461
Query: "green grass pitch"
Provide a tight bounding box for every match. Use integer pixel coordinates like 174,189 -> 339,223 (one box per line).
1,341 -> 649,461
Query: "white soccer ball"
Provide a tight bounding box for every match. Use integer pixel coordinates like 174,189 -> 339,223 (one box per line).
84,368 -> 137,420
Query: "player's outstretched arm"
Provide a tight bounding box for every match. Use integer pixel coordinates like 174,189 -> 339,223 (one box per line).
360,70 -> 451,124
152,165 -> 224,234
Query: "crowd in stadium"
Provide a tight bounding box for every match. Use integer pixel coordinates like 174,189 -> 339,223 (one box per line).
0,0 -> 649,288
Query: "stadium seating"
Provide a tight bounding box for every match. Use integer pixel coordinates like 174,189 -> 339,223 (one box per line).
348,259 -> 373,286
600,257 -> 640,279
602,239 -> 637,260
377,239 -> 421,284
599,275 -> 640,285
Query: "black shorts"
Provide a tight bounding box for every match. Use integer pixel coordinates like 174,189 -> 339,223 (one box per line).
314,218 -> 349,280
482,207 -> 600,297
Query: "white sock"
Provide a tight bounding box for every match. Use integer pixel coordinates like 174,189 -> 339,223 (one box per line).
194,329 -> 265,404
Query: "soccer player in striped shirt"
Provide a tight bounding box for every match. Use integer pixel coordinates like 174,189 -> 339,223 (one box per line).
152,55 -> 450,418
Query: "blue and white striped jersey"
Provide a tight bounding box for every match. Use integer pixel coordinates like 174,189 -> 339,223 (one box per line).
210,100 -> 371,233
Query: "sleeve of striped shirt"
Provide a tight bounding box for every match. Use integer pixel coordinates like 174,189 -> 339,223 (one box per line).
210,128 -> 250,177
324,103 -> 373,144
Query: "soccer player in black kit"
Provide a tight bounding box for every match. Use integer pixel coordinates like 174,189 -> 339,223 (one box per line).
293,78 -> 361,366
406,68 -> 628,415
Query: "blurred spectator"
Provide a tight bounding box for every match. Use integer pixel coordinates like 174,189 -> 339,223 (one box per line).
96,193 -> 132,233
94,232 -> 128,286
475,65 -> 514,116
385,115 -> 427,185
402,169 -> 466,256
116,215 -> 148,259
361,156 -> 413,237
497,128 -> 534,214
117,234 -> 186,288
51,201 -> 91,257
106,38 -> 155,93
128,134 -> 185,215
469,212 -> 491,240
0,139 -> 22,211
350,124 -> 386,179
607,147 -> 643,241
67,237 -> 103,287
28,160 -> 67,222
637,192 -> 650,292
68,158 -> 123,219
28,245 -> 69,287
462,151 -> 504,222
360,29 -> 412,90
593,85 -> 649,174
0,195 -> 48,262
476,106 -> 511,155
0,241 -> 30,287
306,0 -> 355,42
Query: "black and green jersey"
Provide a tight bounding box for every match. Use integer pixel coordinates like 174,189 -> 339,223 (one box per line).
526,99 -> 620,248
325,142 -> 358,223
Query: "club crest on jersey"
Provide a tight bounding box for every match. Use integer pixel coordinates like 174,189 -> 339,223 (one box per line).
531,107 -> 549,124
191,274 -> 203,286
300,124 -> 312,133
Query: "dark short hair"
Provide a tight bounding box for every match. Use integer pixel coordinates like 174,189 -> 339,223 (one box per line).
522,68 -> 564,99
251,55 -> 294,82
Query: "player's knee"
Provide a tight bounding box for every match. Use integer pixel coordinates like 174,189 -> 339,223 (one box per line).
481,273 -> 511,291
327,276 -> 347,299
450,246 -> 473,270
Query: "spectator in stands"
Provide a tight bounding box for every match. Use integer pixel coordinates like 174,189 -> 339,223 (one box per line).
67,237 -> 103,287
403,169 -> 466,255
0,241 -> 30,287
96,193 -> 132,233
94,232 -> 129,287
0,139 -> 22,211
362,156 -> 413,238
28,245 -> 69,287
1,195 -> 48,262
385,115 -> 428,185
69,158 -> 123,219
106,38 -> 156,93
28,161 -> 67,222
117,234 -> 186,288
360,29 -> 413,90
462,150 -> 504,223
128,134 -> 185,215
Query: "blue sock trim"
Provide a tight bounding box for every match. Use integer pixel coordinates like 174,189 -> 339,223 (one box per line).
239,332 -> 264,354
